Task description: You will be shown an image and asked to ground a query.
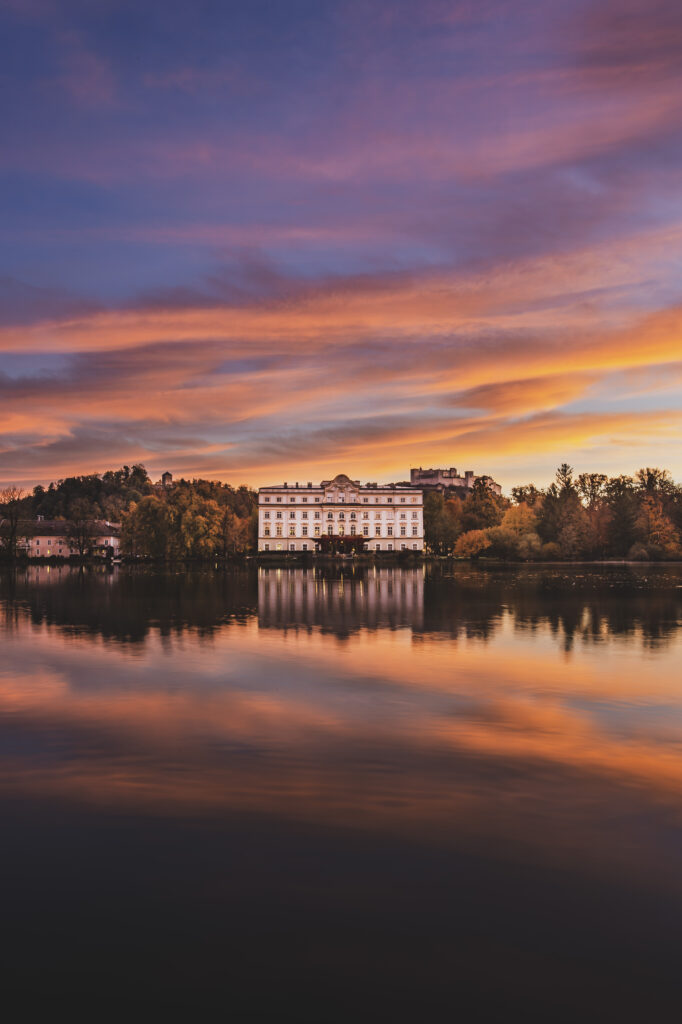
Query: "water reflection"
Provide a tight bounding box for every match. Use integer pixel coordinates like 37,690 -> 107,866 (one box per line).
2,564 -> 682,1017
258,566 -> 424,635
3,562 -> 681,650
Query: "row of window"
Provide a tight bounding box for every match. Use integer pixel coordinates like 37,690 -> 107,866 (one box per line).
262,495 -> 419,504
263,510 -> 420,520
262,543 -> 421,551
263,524 -> 420,538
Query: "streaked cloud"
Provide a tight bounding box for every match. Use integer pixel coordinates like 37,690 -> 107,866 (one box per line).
0,0 -> 681,486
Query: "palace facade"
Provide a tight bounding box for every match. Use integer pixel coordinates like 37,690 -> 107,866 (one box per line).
258,473 -> 424,553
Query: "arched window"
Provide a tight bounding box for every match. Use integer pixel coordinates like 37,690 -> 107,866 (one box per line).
327,511 -> 333,519
338,511 -> 345,520
350,511 -> 356,519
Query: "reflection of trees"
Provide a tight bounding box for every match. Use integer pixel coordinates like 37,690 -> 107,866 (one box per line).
0,566 -> 257,643
1,563 -> 680,649
426,564 -> 682,651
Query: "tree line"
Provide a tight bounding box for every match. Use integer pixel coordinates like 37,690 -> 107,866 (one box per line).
2,463 -> 681,562
0,467 -> 258,561
424,466 -> 682,560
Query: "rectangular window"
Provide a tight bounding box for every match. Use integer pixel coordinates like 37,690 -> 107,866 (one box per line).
290,544 -> 295,551
315,497 -> 320,502
387,543 -> 393,551
276,497 -> 282,502
350,525 -> 356,535
400,513 -> 406,519
363,526 -> 369,536
302,543 -> 308,551
387,525 -> 393,536
363,497 -> 368,503
289,525 -> 296,536
412,511 -> 417,519
276,524 -> 282,536
264,527 -> 270,537
302,525 -> 308,536
314,511 -> 320,519
400,526 -> 406,536
400,497 -> 405,503
264,511 -> 270,519
412,525 -> 418,536
264,543 -> 269,551
387,497 -> 393,503
276,511 -> 282,518
327,525 -> 333,535
375,524 -> 381,536
302,497 -> 308,503
302,511 -> 308,519
401,544 -> 406,551
264,496 -> 270,502
314,526 -> 320,537
412,544 -> 417,550
375,543 -> 380,551
290,511 -> 296,518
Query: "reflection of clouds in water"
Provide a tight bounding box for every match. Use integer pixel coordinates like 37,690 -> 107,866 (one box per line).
1,564 -> 682,898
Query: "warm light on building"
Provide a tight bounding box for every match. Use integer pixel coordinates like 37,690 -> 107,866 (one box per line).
258,473 -> 424,554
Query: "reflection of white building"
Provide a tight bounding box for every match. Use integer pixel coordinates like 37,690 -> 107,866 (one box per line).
258,567 -> 424,633
258,473 -> 424,553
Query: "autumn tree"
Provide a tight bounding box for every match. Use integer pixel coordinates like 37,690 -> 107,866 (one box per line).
453,529 -> 491,560
511,484 -> 542,508
636,496 -> 680,558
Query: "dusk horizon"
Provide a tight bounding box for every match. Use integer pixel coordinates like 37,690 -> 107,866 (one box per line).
4,4 -> 682,1018
2,0 -> 682,491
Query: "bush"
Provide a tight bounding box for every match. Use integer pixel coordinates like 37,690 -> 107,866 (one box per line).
627,542 -> 649,561
453,529 -> 491,559
485,526 -> 521,560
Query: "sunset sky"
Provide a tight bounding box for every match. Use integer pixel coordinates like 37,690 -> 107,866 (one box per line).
2,0 -> 682,491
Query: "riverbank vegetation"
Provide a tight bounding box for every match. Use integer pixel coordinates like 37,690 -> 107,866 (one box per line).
2,464 -> 681,562
425,465 -> 682,561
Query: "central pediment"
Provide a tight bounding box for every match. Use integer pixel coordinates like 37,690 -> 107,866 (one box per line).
321,473 -> 361,488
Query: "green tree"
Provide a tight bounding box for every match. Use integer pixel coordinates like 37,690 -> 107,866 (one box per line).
604,476 -> 639,556
460,478 -> 504,532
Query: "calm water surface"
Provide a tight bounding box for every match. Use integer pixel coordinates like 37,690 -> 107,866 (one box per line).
2,563 -> 682,1019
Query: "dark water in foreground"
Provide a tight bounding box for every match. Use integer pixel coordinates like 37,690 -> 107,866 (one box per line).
2,563 -> 682,1020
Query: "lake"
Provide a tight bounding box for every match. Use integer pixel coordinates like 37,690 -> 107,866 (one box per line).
2,563 -> 682,1019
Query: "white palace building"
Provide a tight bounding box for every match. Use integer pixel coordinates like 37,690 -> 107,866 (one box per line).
258,473 -> 424,553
